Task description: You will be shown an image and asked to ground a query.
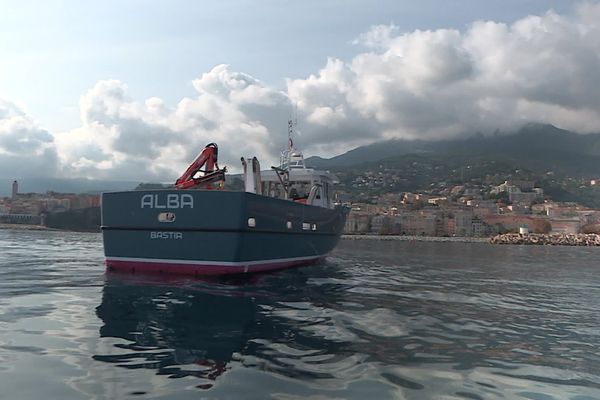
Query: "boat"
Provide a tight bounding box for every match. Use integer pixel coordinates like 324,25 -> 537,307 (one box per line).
101,121 -> 349,275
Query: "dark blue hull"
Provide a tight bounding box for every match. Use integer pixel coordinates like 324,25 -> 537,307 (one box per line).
101,190 -> 349,275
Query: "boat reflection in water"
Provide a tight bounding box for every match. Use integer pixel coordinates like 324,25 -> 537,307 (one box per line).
94,272 -> 263,388
94,267 -> 349,391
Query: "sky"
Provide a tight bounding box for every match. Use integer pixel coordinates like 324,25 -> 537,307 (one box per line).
0,0 -> 597,181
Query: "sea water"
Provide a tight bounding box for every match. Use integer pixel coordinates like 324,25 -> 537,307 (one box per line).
1,229 -> 600,399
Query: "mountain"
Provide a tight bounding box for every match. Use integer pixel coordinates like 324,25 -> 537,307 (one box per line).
305,139 -> 429,168
3,124 -> 599,197
305,124 -> 600,176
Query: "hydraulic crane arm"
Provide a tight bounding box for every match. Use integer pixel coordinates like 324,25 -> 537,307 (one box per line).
175,143 -> 226,189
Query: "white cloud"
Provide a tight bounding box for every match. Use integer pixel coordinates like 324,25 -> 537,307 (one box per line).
289,4 -> 600,143
55,65 -> 292,181
6,3 -> 600,181
0,99 -> 59,178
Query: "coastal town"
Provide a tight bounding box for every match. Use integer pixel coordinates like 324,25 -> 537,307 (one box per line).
0,180 -> 100,226
2,177 -> 600,238
342,178 -> 600,237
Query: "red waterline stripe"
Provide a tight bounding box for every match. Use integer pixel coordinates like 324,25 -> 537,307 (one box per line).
105,256 -> 324,276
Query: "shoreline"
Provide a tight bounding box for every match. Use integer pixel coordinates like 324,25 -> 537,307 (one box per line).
341,234 -> 490,243
3,226 -> 598,246
0,223 -> 99,233
0,223 -> 55,231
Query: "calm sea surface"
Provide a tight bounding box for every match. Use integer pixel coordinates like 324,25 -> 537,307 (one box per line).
1,230 -> 600,399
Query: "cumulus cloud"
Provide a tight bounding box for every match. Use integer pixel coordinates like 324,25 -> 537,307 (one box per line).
0,100 -> 59,178
55,66 -> 292,180
290,3 -> 600,142
7,3 -> 600,181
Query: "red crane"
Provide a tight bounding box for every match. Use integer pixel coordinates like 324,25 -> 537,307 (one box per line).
174,143 -> 226,189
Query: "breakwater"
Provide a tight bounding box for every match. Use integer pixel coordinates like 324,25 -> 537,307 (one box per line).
342,235 -> 489,243
0,223 -> 52,231
490,233 -> 600,246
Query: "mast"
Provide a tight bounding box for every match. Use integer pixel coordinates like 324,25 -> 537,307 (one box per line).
288,119 -> 294,152
281,118 -> 296,169
274,117 -> 300,198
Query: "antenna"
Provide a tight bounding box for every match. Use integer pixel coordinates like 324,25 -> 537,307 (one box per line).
280,109 -> 306,171
288,103 -> 298,151
288,119 -> 294,151
294,102 -> 298,126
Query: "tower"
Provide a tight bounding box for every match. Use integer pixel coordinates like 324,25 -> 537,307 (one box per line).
11,180 -> 18,199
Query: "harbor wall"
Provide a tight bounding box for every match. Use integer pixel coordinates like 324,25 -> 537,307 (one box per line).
490,233 -> 600,246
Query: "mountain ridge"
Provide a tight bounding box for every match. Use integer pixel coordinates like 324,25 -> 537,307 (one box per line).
3,123 -> 600,197
305,124 -> 600,175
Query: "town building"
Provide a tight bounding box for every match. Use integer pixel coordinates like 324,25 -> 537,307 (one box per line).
1,181 -> 101,226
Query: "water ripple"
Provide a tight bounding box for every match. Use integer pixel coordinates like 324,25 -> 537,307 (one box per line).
2,231 -> 600,398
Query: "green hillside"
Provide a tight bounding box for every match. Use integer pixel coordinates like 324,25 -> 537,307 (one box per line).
311,124 -> 600,208
307,124 -> 600,177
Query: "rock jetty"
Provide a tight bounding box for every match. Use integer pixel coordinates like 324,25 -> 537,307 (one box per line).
490,233 -> 600,246
0,223 -> 53,231
342,234 -> 489,243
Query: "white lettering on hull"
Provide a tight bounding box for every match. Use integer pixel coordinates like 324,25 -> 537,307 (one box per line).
150,232 -> 183,240
141,194 -> 194,209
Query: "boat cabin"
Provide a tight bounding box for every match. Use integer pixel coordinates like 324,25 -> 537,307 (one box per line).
241,149 -> 337,209
260,168 -> 336,209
